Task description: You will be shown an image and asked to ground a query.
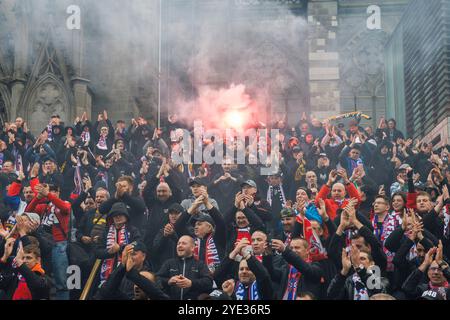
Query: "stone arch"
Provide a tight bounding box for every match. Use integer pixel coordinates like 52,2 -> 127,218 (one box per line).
20,73 -> 72,134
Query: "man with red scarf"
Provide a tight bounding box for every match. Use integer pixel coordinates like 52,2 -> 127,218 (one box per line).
174,192 -> 226,274
224,192 -> 265,254
271,238 -> 324,300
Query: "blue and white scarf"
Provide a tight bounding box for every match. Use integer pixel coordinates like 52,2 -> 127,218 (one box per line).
235,281 -> 259,300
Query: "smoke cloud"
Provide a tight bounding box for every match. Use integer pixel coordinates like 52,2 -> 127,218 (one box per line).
0,0 -> 309,127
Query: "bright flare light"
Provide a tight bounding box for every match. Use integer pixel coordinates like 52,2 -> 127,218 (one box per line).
225,110 -> 244,128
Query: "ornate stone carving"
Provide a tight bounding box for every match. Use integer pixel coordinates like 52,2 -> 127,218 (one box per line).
340,30 -> 388,96
24,74 -> 70,133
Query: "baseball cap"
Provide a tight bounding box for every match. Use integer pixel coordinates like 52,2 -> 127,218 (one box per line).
319,153 -> 328,158
189,178 -> 207,187
280,208 -> 296,218
131,241 -> 147,254
168,203 -> 184,214
18,212 -> 41,225
241,179 -> 257,189
191,213 -> 215,228
399,163 -> 411,171
292,146 -> 303,153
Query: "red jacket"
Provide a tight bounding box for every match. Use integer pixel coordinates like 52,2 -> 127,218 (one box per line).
315,183 -> 361,221
25,193 -> 71,242
7,177 -> 39,197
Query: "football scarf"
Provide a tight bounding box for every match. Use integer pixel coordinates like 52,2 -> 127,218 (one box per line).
371,211 -> 402,272
96,134 -> 108,150
81,131 -> 90,144
443,205 -> 450,239
282,265 -> 302,300
352,273 -> 370,300
100,224 -> 129,284
73,158 -> 83,195
235,281 -> 259,300
429,281 -> 449,300
267,185 -> 286,207
194,234 -> 220,273
300,216 -> 328,262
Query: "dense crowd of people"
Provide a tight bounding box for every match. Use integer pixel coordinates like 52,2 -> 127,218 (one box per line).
0,110 -> 449,300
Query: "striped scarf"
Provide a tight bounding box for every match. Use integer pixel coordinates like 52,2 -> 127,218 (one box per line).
443,205 -> 450,239
97,135 -> 107,150
267,185 -> 286,207
194,234 -> 220,273
284,232 -> 292,247
100,224 -> 129,284
73,158 -> 83,195
371,211 -> 402,272
294,160 -> 306,181
235,281 -> 259,300
282,265 -> 302,300
81,131 -> 90,144
429,281 -> 449,300
352,273 -> 369,300
47,124 -> 53,141
12,147 -> 22,173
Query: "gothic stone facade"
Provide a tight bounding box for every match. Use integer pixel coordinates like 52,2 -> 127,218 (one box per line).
0,0 -> 410,133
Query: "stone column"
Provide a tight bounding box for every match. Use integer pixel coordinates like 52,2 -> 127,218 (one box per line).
71,77 -> 91,119
10,3 -> 29,120
70,0 -> 92,120
307,0 -> 340,120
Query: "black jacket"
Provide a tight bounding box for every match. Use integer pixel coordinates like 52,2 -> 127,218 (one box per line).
327,268 -> 390,300
328,225 -> 387,273
151,227 -> 179,272
224,206 -> 265,254
143,172 -> 182,249
156,256 -> 213,300
98,264 -> 169,300
95,223 -> 142,260
99,193 -> 147,233
402,267 -> 450,299
213,256 -> 274,300
0,263 -> 51,300
269,248 -> 324,299
174,206 -> 227,263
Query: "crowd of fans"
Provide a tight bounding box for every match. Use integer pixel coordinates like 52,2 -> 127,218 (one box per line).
0,110 -> 449,300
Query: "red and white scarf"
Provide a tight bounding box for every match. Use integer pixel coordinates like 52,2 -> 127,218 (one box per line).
371,211 -> 402,272
352,272 -> 370,300
81,131 -> 90,144
429,281 -> 449,300
194,234 -> 220,273
442,205 -> 450,239
97,135 -> 108,150
100,224 -> 129,284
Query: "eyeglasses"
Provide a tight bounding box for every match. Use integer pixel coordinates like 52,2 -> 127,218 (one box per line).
429,267 -> 442,272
